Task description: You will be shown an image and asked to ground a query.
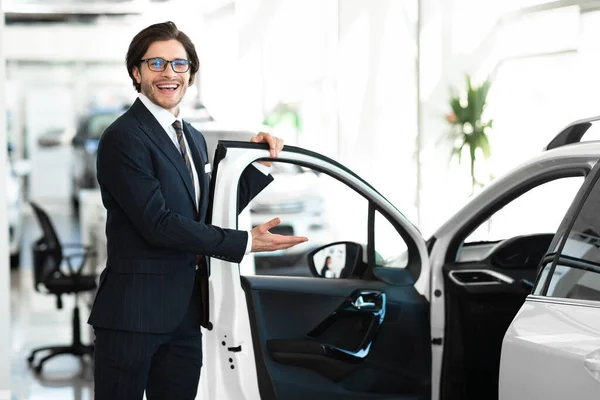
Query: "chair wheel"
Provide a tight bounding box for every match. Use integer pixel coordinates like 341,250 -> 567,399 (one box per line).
27,355 -> 34,364
33,364 -> 42,375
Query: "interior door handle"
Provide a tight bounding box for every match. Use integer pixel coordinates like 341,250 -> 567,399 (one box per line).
352,296 -> 376,310
307,289 -> 386,360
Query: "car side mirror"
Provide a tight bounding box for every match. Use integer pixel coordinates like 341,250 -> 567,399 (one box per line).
307,241 -> 363,279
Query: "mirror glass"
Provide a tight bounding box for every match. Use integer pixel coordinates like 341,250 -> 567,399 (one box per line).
311,242 -> 360,278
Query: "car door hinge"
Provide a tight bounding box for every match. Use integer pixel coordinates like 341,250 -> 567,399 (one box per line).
432,338 -> 443,345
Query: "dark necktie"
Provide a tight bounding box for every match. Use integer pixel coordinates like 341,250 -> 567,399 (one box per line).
172,120 -> 195,194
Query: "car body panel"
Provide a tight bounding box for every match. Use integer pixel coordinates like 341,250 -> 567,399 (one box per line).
499,298 -> 600,399
498,153 -> 600,400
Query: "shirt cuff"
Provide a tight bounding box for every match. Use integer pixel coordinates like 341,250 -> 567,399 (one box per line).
245,230 -> 253,255
252,162 -> 272,175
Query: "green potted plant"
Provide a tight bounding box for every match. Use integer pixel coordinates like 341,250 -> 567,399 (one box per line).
446,75 -> 493,192
262,102 -> 302,144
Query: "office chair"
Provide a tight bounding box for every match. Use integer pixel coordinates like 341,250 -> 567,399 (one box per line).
26,201 -> 97,374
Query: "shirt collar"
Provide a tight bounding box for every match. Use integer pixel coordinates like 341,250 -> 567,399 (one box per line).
138,93 -> 182,132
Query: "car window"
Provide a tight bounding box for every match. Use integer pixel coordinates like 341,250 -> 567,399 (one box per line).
538,178 -> 600,301
533,262 -> 553,296
465,176 -> 584,244
239,162 -> 407,277
374,211 -> 408,269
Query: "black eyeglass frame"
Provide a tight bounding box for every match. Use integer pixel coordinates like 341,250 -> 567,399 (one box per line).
140,57 -> 191,73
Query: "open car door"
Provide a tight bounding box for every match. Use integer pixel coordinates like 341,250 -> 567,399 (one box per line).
200,142 -> 431,400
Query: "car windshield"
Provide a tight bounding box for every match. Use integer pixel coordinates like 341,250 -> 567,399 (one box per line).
88,112 -> 120,140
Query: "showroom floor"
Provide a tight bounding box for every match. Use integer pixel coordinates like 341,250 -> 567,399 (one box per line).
10,201 -> 95,400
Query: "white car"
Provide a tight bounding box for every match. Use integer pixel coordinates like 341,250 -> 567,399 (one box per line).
498,119 -> 600,400
184,116 -> 600,400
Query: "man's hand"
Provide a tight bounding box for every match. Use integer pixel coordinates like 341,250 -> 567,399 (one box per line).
250,132 -> 284,167
251,217 -> 308,253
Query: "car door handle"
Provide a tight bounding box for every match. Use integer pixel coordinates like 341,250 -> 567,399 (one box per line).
351,296 -> 376,310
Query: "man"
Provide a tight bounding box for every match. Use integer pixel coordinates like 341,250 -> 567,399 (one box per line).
88,21 -> 307,400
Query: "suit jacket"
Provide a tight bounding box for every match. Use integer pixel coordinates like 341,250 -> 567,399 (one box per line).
87,98 -> 272,334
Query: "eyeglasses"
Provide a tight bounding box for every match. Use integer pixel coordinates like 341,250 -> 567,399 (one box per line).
140,57 -> 191,73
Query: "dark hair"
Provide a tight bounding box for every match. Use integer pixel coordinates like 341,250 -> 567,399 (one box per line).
126,21 -> 199,92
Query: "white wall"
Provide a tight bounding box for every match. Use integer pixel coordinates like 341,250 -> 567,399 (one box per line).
199,0 -> 597,238
0,2 -> 12,398
201,0 -> 420,225
416,0 -> 590,235
335,0 -> 419,221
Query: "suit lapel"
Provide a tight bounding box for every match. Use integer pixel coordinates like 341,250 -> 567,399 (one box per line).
182,121 -> 209,217
130,99 -> 196,208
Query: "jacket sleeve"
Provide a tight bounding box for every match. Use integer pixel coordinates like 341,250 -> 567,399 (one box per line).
96,126 -> 247,263
237,165 -> 274,214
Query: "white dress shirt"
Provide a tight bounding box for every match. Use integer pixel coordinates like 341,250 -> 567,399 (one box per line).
138,94 -> 269,256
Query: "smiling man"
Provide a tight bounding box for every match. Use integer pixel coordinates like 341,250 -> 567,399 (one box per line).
88,21 -> 307,400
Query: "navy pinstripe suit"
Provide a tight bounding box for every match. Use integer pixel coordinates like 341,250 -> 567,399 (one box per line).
88,98 -> 272,399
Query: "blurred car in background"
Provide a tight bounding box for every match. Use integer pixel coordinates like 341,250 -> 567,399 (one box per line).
71,106 -> 125,212
37,127 -> 76,148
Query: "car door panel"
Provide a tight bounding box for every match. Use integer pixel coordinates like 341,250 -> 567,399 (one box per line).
242,276 -> 431,400
204,142 -> 431,400
497,160 -> 600,400
500,299 -> 600,400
